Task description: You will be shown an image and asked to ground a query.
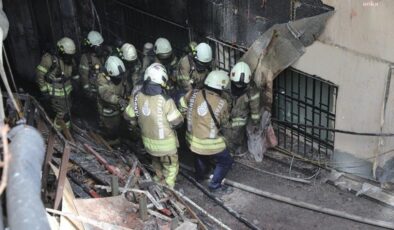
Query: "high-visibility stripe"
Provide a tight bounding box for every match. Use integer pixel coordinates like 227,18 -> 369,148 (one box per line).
232,117 -> 247,122
179,97 -> 188,111
83,84 -> 90,89
79,65 -> 89,70
72,75 -> 80,80
250,93 -> 260,101
167,110 -> 182,122
232,122 -> 246,127
251,113 -> 260,120
46,84 -> 72,96
177,75 -> 190,81
185,132 -> 226,150
142,136 -> 177,153
40,86 -> 48,92
125,104 -> 136,118
37,65 -> 48,73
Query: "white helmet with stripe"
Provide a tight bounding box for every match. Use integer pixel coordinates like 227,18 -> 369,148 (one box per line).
57,37 -> 76,55
105,56 -> 125,77
204,70 -> 229,90
87,31 -> 104,47
144,63 -> 168,86
121,43 -> 138,61
230,61 -> 251,84
195,42 -> 212,63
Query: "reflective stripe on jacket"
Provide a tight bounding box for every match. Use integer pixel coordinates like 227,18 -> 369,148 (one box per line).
124,92 -> 183,156
185,89 -> 229,155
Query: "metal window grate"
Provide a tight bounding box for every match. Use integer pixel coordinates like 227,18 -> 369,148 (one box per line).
272,68 -> 338,160
206,37 -> 246,71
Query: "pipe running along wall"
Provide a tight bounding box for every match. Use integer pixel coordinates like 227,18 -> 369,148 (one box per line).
6,125 -> 50,230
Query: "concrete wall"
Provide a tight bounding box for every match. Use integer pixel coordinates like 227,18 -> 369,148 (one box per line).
291,0 -> 394,179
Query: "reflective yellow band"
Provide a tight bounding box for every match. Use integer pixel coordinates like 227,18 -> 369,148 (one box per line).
125,104 -> 135,118
251,114 -> 260,120
232,122 -> 246,127
79,65 -> 89,70
177,75 -> 190,81
83,84 -> 90,89
37,65 -> 48,73
179,97 -> 188,113
186,132 -> 226,150
142,136 -> 177,153
232,117 -> 247,122
167,110 -> 182,122
40,86 -> 48,92
72,75 -> 80,80
46,84 -> 72,96
250,93 -> 260,101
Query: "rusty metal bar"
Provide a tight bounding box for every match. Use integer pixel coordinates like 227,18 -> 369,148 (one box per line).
53,144 -> 71,210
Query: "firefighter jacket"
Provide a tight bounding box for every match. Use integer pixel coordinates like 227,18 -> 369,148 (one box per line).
124,84 -> 183,156
79,53 -> 103,96
185,89 -> 230,155
176,55 -> 209,93
228,85 -> 261,127
97,73 -> 127,117
36,53 -> 78,97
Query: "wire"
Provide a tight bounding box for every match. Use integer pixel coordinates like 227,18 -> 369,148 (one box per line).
272,119 -> 394,137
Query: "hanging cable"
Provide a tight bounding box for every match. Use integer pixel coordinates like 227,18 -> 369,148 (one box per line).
90,0 -> 102,34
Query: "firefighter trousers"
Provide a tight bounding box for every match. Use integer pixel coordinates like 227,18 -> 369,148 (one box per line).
152,154 -> 179,188
194,149 -> 234,190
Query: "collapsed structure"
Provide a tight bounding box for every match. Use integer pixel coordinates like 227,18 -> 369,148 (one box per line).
0,0 -> 393,229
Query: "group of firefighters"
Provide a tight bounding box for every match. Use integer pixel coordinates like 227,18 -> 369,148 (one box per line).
36,31 -> 261,193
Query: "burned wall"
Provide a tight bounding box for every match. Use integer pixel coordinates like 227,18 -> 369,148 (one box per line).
3,0 -> 331,84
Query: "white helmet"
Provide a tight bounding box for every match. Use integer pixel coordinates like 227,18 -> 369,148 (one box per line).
204,70 -> 229,90
105,56 -> 125,77
143,42 -> 154,55
144,63 -> 168,86
121,43 -> 137,61
87,30 -> 104,47
154,37 -> 172,59
195,43 -> 212,63
230,62 -> 251,84
57,37 -> 76,55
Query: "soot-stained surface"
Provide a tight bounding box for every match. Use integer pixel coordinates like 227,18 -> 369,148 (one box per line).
176,151 -> 394,229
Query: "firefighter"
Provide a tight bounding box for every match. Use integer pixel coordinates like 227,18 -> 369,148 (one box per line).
36,37 -> 79,131
120,42 -> 142,96
154,37 -> 178,99
97,56 -> 128,143
124,63 -> 183,188
184,70 -> 233,193
176,42 -> 212,95
79,30 -> 105,100
224,62 -> 261,155
141,42 -> 155,72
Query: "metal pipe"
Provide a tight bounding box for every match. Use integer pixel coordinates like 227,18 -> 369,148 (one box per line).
6,125 -> 50,230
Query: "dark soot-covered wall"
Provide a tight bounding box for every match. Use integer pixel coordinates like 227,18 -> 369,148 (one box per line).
3,0 -> 331,84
